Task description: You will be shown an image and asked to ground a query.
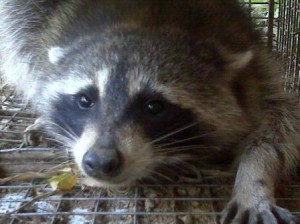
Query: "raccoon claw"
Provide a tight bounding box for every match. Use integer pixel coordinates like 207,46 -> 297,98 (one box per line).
24,118 -> 44,146
221,201 -> 298,224
271,206 -> 299,224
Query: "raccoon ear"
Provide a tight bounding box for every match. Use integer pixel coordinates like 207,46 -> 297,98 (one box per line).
219,50 -> 253,82
48,46 -> 65,64
226,50 -> 253,71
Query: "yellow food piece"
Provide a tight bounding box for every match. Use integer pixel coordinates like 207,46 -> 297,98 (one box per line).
49,173 -> 77,191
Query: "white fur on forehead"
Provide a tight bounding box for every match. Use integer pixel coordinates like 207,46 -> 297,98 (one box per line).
45,75 -> 93,100
48,46 -> 65,64
97,68 -> 110,97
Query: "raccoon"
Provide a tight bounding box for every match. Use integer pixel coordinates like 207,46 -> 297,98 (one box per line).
0,0 -> 299,223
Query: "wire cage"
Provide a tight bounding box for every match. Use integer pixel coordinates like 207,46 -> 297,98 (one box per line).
276,0 -> 300,95
0,1 -> 300,224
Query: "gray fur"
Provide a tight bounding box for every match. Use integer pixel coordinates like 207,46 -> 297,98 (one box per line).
0,1 -> 299,223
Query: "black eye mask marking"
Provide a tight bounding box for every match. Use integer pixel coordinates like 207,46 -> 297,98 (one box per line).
124,91 -> 212,147
50,85 -> 99,137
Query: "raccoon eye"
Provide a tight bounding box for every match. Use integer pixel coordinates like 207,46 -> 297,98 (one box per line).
145,100 -> 165,115
78,94 -> 94,109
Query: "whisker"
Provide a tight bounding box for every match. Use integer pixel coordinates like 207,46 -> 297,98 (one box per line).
141,155 -> 202,183
44,131 -> 74,146
40,121 -> 78,147
58,120 -> 79,139
48,161 -> 76,171
149,122 -> 199,145
157,146 -> 215,156
147,169 -> 174,182
43,136 -> 66,145
155,131 -> 217,149
45,120 -> 78,142
34,127 -> 72,146
48,118 -> 79,140
154,145 -> 220,154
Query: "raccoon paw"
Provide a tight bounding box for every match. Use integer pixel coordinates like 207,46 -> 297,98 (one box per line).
24,118 -> 44,146
220,200 -> 298,224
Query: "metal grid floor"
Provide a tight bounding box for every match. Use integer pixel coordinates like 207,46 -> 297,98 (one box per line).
0,91 -> 300,224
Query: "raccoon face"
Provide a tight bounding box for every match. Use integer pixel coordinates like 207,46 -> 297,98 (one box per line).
40,28 -> 252,186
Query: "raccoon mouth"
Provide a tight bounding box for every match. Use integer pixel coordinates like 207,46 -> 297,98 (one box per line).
80,163 -> 139,186
82,173 -> 135,187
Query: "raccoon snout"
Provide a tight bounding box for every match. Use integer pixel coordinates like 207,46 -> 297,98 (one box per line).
82,149 -> 123,178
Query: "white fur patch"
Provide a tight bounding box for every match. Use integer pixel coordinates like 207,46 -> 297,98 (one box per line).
0,1 -> 33,99
0,1 -> 50,100
48,46 -> 65,64
45,75 -> 93,99
72,125 -> 98,175
229,50 -> 253,70
97,68 -> 110,97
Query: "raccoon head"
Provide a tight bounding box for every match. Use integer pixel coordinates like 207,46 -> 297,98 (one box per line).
39,27 -> 252,187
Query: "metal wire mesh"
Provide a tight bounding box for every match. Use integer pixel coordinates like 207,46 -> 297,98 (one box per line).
242,0 -> 279,48
0,1 -> 300,224
277,0 -> 300,95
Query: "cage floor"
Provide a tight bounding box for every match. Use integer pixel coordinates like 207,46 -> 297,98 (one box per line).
0,90 -> 300,224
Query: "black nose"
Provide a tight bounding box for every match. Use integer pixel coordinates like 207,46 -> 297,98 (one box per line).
82,149 -> 123,178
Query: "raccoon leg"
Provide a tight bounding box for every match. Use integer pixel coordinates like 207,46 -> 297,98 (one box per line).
221,104 -> 300,224
24,117 -> 44,146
